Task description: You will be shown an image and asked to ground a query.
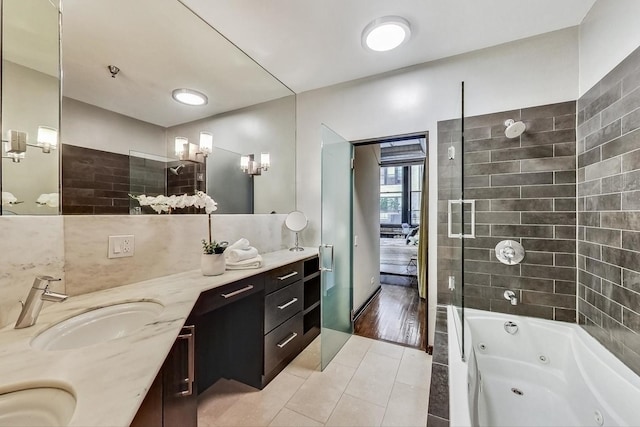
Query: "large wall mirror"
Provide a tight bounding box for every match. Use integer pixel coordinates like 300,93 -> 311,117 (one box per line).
1,0 -> 296,216
1,0 -> 61,215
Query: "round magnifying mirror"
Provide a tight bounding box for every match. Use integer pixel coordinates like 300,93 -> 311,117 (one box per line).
285,211 -> 307,251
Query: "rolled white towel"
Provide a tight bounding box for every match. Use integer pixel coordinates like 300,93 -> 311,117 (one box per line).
2,192 -> 17,205
226,238 -> 251,251
226,247 -> 259,263
226,255 -> 263,270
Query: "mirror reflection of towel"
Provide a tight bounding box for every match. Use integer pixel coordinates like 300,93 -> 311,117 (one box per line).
226,247 -> 259,262
226,255 -> 263,270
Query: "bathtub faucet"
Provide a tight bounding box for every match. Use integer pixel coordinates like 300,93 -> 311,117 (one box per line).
504,290 -> 518,306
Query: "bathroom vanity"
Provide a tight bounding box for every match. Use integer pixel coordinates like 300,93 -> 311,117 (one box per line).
131,254 -> 320,427
0,249 -> 318,427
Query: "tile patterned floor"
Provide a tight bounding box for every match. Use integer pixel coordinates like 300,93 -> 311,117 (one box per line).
198,335 -> 432,427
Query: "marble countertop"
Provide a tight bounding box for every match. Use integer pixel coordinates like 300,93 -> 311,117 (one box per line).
0,248 -> 318,427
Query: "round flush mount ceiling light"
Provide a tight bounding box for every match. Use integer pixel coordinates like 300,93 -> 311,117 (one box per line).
172,88 -> 208,106
362,16 -> 411,52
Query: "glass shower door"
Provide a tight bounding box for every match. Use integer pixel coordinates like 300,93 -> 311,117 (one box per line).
320,124 -> 353,370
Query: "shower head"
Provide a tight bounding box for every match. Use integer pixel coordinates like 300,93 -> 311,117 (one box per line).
169,164 -> 185,175
504,119 -> 526,139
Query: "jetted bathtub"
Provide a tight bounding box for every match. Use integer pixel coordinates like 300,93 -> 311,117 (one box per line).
448,306 -> 640,427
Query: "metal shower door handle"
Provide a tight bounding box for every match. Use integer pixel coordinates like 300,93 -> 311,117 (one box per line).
447,199 -> 476,239
319,244 -> 334,272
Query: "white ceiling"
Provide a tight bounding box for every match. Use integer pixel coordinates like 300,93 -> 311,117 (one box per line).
14,0 -> 597,128
182,0 -> 597,93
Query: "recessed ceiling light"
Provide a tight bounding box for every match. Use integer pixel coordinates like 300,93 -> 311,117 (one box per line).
362,16 -> 411,52
172,88 -> 208,106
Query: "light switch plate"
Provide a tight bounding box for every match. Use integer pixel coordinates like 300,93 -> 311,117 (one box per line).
108,235 -> 134,258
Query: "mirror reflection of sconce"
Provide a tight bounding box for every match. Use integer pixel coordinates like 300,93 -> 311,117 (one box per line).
174,131 -> 213,163
241,152 -> 270,176
2,127 -> 58,163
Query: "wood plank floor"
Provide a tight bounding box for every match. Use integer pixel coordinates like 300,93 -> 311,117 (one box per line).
354,284 -> 426,351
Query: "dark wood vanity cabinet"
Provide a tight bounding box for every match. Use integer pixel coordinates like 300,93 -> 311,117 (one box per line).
131,325 -> 197,427
132,255 -> 320,426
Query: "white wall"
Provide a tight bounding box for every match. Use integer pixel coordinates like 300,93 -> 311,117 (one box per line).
2,61 -> 59,215
61,98 -> 167,156
296,27 -> 580,346
579,0 -> 640,96
167,96 -> 297,214
353,144 -> 381,311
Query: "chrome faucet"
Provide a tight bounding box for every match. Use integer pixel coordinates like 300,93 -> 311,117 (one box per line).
504,290 -> 518,306
15,276 -> 67,329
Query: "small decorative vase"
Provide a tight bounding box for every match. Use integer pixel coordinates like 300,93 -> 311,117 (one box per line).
201,253 -> 225,276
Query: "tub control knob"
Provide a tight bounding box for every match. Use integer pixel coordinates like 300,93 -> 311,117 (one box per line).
504,321 -> 518,335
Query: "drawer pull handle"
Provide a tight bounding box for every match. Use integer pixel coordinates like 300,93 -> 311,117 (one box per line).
277,332 -> 298,348
277,297 -> 298,310
177,325 -> 195,397
277,271 -> 298,281
221,285 -> 254,299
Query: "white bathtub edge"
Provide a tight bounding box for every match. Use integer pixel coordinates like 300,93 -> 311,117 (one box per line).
448,305 -> 472,427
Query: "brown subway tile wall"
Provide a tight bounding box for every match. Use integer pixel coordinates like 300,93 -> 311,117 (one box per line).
577,45 -> 640,376
62,144 -> 131,215
437,101 -> 577,322
62,145 -> 206,215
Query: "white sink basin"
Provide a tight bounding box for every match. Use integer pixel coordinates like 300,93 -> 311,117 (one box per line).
31,301 -> 164,351
0,386 -> 76,427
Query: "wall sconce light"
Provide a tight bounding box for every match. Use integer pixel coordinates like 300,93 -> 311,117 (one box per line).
36,126 -> 58,153
174,136 -> 189,158
199,132 -> 213,156
2,128 -> 58,163
174,134 -> 212,163
241,153 -> 270,176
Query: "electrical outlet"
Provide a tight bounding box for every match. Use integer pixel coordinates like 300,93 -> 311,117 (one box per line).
448,275 -> 455,290
370,277 -> 375,285
108,235 -> 135,258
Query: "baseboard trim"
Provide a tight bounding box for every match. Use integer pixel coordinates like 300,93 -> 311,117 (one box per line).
352,285 -> 382,322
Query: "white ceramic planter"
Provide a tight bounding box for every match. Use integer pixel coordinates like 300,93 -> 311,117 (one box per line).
201,253 -> 225,276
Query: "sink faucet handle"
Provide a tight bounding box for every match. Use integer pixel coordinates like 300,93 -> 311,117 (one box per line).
33,276 -> 62,289
36,275 -> 61,282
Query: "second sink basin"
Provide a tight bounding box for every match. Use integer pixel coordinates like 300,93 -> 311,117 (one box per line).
0,386 -> 76,427
31,301 -> 164,351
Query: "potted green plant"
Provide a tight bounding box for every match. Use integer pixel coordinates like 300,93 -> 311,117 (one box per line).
201,214 -> 227,276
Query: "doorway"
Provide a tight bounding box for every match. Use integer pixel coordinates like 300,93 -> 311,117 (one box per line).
351,133 -> 428,351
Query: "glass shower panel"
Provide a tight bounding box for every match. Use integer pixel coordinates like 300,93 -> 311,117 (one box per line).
320,124 -> 354,370
438,82 -> 465,358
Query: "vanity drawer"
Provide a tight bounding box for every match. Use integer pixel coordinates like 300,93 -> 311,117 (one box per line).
264,280 -> 303,334
191,275 -> 264,315
264,312 -> 303,374
264,262 -> 303,294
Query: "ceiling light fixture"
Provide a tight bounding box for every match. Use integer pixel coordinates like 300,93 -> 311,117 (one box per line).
362,16 -> 411,52
172,88 -> 208,106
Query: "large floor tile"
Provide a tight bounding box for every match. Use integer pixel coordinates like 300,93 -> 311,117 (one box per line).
268,408 -> 323,427
284,338 -> 321,379
368,339 -> 406,360
213,372 -> 304,426
344,351 -> 400,407
325,394 -> 386,427
396,347 -> 432,389
381,381 -> 429,427
285,362 -> 356,423
330,334 -> 373,368
198,379 -> 257,424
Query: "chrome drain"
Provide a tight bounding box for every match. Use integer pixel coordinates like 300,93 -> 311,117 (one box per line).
511,388 -> 524,396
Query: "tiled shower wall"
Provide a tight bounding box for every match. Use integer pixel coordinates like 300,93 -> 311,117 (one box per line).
437,101 -> 577,321
577,46 -> 640,375
62,144 -> 201,215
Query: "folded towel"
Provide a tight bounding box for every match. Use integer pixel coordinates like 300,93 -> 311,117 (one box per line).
226,247 -> 259,263
227,238 -> 250,251
226,255 -> 263,270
